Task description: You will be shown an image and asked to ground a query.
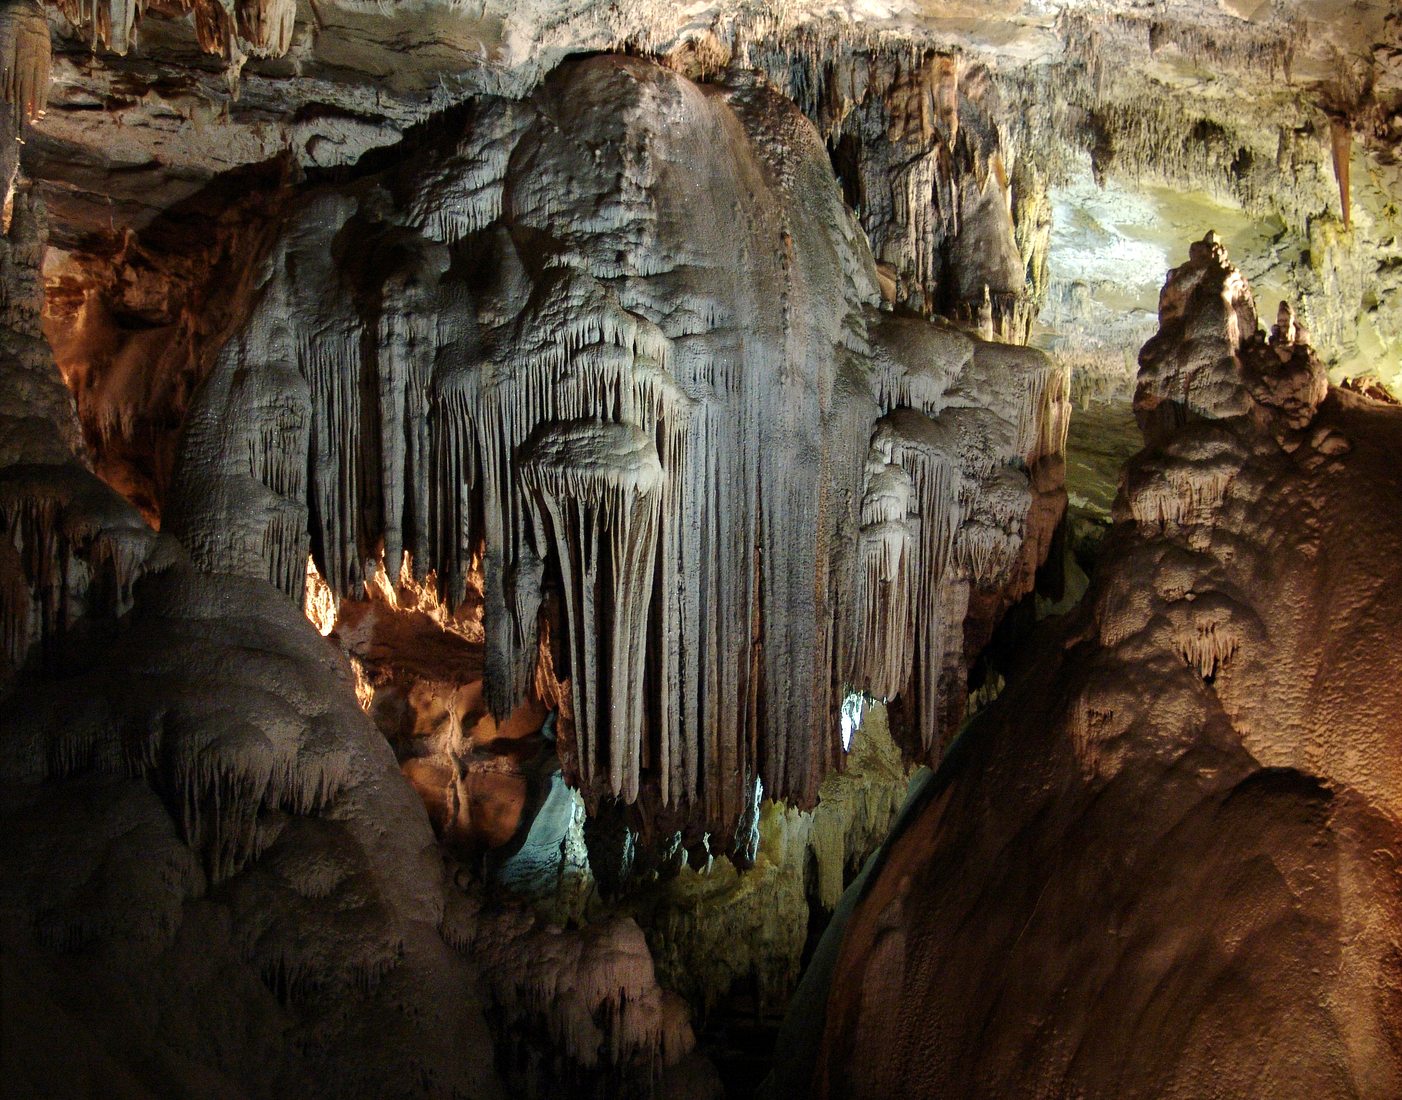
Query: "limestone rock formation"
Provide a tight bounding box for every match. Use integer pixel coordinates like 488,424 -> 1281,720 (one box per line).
3,42 -> 1069,1099
749,43 -> 1037,338
1,181 -> 506,1098
804,236 -> 1402,1100
4,2 -> 1400,1097
164,54 -> 1067,843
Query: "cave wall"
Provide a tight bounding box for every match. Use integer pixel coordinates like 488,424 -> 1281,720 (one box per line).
805,234 -> 1402,1099
1,42 -> 1069,1098
2,3 -> 1399,1097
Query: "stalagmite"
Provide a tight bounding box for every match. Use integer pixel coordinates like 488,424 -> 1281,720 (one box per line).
1273,299 -> 1299,346
804,230 -> 1402,1100
1136,231 -> 1259,442
8,2 -> 1402,1096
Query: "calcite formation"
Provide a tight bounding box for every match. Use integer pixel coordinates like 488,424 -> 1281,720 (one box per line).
4,2 -> 1399,1097
444,893 -> 706,1098
0,0 -> 47,126
0,191 -> 504,1098
165,54 -> 1067,841
55,0 -> 295,59
748,43 -> 1038,338
28,2 -> 1400,537
0,184 -> 153,682
800,235 -> 1402,1099
1,36 -> 1069,1097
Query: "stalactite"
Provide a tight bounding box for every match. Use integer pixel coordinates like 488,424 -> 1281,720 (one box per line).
0,0 -> 48,126
236,0 -> 294,58
180,55 -> 1066,839
955,467 -> 1030,586
521,420 -> 664,804
1124,436 -> 1241,533
56,0 -> 295,59
1175,619 -> 1240,681
375,269 -> 436,583
1329,116 -> 1352,228
0,469 -> 154,672
751,41 -> 1034,338
56,0 -> 143,56
862,408 -> 967,750
407,103 -> 520,245
855,452 -> 916,701
191,0 -> 234,57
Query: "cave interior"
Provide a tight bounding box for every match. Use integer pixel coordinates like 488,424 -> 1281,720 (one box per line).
2,2 -> 1402,1098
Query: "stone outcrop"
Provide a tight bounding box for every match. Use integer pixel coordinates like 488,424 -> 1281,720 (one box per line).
4,2 -> 1398,1095
802,234 -> 1402,1099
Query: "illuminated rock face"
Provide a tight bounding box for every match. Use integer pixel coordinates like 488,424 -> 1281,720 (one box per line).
0,4 -> 1398,1097
0,49 -> 1066,1099
54,0 -> 295,59
807,236 -> 1402,1100
750,46 -> 1037,340
167,54 -> 1067,840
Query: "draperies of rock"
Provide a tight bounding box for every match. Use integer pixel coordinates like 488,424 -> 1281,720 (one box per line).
521,420 -> 664,804
750,42 -> 1036,341
0,176 -> 506,1097
168,55 -> 1067,838
0,184 -> 155,682
0,0 -> 47,126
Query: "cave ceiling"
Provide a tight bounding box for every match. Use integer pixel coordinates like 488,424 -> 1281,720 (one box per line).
29,0 -> 1402,233
21,0 -> 1400,516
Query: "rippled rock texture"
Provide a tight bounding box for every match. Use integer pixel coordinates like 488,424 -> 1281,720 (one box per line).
807,235 -> 1402,1099
2,49 -> 1066,1098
